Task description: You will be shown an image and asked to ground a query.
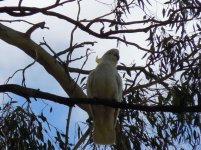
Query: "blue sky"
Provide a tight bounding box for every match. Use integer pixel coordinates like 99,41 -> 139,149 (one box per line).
0,0 -> 166,148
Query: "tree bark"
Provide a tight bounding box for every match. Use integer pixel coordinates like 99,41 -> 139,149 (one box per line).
0,23 -> 89,113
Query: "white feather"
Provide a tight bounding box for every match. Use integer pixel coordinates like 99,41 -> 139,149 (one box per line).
87,49 -> 122,145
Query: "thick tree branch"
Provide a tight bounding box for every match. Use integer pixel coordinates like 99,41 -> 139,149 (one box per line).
1,84 -> 201,113
0,23 -> 89,113
0,84 -> 70,105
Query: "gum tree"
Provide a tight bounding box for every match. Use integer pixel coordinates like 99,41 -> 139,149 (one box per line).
0,0 -> 201,149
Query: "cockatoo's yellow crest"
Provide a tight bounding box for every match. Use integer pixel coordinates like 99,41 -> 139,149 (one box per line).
96,56 -> 101,64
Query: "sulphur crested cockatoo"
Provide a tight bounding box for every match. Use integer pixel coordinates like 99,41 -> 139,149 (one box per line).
87,49 -> 122,144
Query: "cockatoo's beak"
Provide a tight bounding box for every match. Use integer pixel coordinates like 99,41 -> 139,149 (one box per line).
114,53 -> 120,61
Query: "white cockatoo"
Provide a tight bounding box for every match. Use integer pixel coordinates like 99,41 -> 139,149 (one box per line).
87,49 -> 122,145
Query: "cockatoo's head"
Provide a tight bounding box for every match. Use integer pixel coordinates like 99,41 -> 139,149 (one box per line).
97,49 -> 119,66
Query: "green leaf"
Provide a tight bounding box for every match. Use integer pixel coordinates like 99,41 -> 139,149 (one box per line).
38,113 -> 47,122
162,8 -> 165,17
49,107 -> 53,113
80,76 -> 86,84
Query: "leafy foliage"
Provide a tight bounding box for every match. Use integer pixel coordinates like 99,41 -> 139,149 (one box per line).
0,100 -> 70,150
116,0 -> 201,149
0,0 -> 201,149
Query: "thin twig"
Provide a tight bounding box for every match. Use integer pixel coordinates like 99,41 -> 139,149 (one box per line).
65,107 -> 73,149
73,125 -> 92,150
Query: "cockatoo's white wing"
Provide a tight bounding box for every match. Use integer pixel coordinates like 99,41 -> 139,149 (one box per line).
87,49 -> 122,145
116,73 -> 122,102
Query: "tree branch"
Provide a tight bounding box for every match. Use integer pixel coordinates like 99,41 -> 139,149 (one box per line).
0,23 -> 89,113
0,5 -> 200,51
73,125 -> 92,150
0,84 -> 70,105
25,21 -> 47,37
1,84 -> 201,113
0,7 -> 157,51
